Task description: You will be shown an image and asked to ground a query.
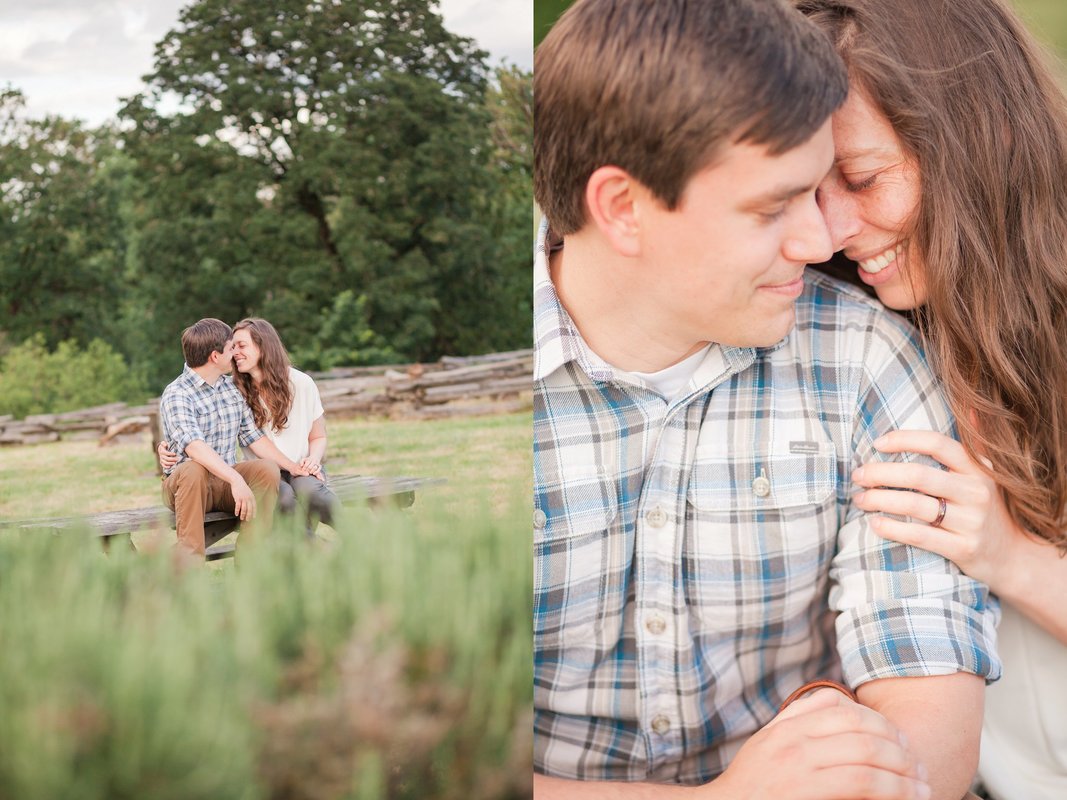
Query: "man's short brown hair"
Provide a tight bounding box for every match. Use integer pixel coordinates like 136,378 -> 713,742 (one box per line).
181,318 -> 232,368
534,0 -> 848,235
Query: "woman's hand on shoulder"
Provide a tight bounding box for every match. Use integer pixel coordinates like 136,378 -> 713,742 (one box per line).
850,429 -> 1018,588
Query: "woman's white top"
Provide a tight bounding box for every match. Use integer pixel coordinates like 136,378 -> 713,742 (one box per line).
979,600 -> 1067,800
243,367 -> 325,463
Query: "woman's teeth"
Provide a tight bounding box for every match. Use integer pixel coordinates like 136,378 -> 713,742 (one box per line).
859,243 -> 903,274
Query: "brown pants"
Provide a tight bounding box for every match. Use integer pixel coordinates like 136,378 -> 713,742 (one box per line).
162,460 -> 280,555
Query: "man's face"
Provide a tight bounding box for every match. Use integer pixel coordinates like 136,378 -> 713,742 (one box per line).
214,339 -> 235,372
635,121 -> 835,350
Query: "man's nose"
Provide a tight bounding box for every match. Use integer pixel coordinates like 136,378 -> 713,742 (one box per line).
782,194 -> 834,265
817,182 -> 861,252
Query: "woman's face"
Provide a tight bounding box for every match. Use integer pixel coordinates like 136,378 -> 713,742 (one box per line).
818,84 -> 926,309
231,328 -> 261,374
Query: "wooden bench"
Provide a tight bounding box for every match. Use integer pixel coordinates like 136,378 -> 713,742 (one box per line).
0,474 -> 445,560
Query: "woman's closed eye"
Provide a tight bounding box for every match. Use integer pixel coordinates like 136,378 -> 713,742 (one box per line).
844,173 -> 878,192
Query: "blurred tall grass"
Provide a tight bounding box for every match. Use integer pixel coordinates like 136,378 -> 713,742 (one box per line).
0,497 -> 531,799
1015,0 -> 1067,65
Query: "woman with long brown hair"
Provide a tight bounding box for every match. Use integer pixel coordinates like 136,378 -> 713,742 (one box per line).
796,1 -> 1067,797
229,318 -> 338,532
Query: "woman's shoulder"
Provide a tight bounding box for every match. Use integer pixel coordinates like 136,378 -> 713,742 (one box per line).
287,366 -> 317,389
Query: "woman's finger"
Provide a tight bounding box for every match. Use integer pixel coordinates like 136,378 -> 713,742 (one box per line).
853,488 -> 947,525
871,430 -> 975,473
868,516 -> 963,563
851,460 -> 959,498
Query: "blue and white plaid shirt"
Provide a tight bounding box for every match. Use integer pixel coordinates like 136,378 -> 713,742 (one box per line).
533,227 -> 1000,784
160,365 -> 264,475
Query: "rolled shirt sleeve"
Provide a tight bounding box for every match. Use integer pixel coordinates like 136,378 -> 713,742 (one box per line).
160,386 -> 206,457
830,312 -> 1001,688
236,397 -> 265,448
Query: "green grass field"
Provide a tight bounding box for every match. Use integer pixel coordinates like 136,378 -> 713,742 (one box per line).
0,412 -> 532,522
0,412 -> 533,799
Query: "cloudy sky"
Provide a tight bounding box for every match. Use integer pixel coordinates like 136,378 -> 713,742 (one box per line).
0,0 -> 532,126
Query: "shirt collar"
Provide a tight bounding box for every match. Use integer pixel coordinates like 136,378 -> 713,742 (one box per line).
180,363 -> 231,391
533,219 -> 614,382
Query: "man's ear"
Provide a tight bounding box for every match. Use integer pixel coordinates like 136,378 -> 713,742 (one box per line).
584,166 -> 644,257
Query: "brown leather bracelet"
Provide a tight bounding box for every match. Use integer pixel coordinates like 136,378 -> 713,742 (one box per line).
778,679 -> 857,714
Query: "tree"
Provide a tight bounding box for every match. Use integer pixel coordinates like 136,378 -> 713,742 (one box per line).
0,90 -> 129,353
120,0 -> 528,389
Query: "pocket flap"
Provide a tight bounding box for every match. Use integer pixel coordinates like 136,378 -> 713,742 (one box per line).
687,450 -> 835,511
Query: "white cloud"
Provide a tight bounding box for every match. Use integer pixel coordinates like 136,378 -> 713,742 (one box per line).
0,0 -> 531,126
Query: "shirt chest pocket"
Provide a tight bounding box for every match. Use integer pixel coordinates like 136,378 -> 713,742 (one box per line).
684,441 -> 838,630
534,463 -> 627,650
193,396 -> 219,427
687,448 -> 835,513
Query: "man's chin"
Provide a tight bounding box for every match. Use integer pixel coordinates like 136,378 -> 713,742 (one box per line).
720,315 -> 795,349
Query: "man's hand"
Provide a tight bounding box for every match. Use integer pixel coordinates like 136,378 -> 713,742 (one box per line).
156,441 -> 180,471
716,688 -> 931,800
229,476 -> 256,521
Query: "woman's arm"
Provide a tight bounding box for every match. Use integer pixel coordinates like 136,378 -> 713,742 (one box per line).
247,436 -> 319,479
307,416 -> 327,463
851,429 -> 1067,644
298,416 -> 327,475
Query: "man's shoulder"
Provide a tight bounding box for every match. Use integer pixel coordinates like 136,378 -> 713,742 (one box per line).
161,369 -> 195,401
216,374 -> 249,404
794,270 -> 921,347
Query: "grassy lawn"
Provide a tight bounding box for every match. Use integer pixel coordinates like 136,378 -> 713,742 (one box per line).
0,412 -> 532,522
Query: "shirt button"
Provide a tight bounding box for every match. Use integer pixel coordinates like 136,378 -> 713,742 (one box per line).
751,473 -> 771,498
533,509 -> 547,529
645,615 -> 666,635
645,506 -> 667,528
651,715 -> 671,735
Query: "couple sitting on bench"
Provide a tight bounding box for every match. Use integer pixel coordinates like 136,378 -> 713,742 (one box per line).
159,317 -> 338,559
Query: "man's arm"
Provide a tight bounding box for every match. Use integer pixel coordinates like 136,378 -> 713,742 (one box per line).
857,673 -> 983,800
830,308 -> 998,800
535,690 -> 929,800
535,773 -> 692,798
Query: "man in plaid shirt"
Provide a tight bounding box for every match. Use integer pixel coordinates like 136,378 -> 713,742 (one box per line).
160,318 -> 310,558
533,2 -> 999,799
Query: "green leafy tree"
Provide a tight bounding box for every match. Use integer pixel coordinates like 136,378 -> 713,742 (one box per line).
290,289 -> 400,369
0,90 -> 129,352
0,335 -> 146,419
121,0 -> 527,390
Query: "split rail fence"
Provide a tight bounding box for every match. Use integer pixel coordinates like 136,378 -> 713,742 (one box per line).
0,349 -> 533,448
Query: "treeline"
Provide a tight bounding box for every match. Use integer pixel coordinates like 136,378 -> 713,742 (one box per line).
0,0 -> 531,408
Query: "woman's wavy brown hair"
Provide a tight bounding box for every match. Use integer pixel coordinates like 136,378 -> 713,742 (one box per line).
799,0 -> 1067,548
232,318 -> 293,433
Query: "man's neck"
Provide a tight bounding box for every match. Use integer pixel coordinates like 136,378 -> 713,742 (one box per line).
551,231 -> 708,373
191,364 -> 223,386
